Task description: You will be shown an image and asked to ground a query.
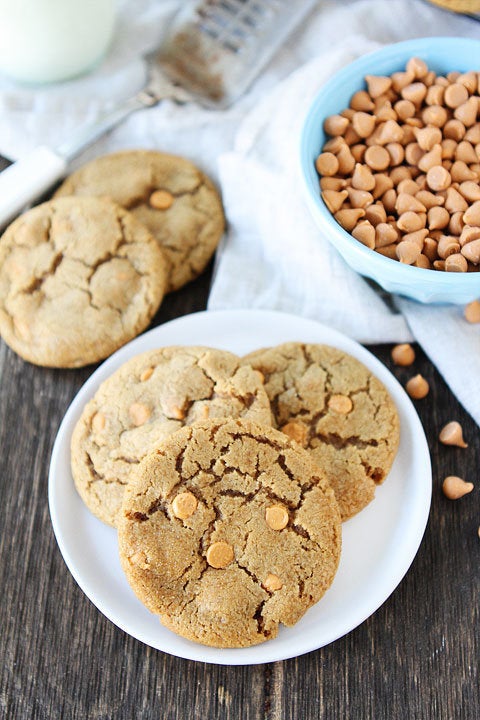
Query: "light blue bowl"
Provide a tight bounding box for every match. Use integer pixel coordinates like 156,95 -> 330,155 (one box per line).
300,37 -> 480,305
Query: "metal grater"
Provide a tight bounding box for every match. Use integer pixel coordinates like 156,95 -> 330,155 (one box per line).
157,0 -> 317,107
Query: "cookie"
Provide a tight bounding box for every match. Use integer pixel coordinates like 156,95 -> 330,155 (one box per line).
54,150 -> 225,292
0,196 -> 167,368
242,343 -> 400,521
118,418 -> 341,648
71,346 -> 272,527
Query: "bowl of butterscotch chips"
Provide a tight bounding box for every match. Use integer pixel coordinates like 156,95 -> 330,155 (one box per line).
300,37 -> 480,304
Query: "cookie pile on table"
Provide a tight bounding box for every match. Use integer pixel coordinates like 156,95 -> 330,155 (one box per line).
71,341 -> 400,648
0,150 -> 225,367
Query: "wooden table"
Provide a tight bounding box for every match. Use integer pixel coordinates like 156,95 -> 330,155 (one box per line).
0,158 -> 478,720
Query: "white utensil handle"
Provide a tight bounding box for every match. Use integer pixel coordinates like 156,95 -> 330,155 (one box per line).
0,146 -> 67,228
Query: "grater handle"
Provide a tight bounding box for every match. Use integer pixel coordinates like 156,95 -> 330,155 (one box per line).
0,147 -> 67,228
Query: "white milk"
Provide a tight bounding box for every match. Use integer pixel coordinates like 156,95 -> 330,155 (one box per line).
0,0 -> 116,84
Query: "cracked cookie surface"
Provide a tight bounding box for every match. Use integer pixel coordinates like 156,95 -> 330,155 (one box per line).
0,196 -> 167,367
71,346 -> 272,527
242,343 -> 400,521
54,150 -> 225,292
117,418 -> 341,648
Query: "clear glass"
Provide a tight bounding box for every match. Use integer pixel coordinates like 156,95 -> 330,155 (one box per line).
0,0 -> 116,84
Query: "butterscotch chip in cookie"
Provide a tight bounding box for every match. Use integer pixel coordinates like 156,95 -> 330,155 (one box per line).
118,418 -> 341,648
0,197 -> 167,368
242,343 -> 400,521
71,346 -> 272,527
54,150 -> 225,292
280,421 -> 308,446
206,541 -> 234,568
263,573 -> 283,592
328,394 -> 353,414
172,492 -> 198,519
265,504 -> 289,530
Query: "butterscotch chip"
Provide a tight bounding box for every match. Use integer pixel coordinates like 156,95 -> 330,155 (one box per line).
315,152 -> 340,177
328,394 -> 353,414
149,190 -> 174,210
92,412 -> 106,432
442,475 -> 474,500
391,343 -> 415,366
71,346 -> 272,527
281,421 -> 308,446
352,221 -> 376,249
322,189 -> 348,213
0,197 -> 168,368
206,541 -> 234,568
335,208 -> 365,231
118,418 -> 341,648
263,573 -> 283,592
401,82 -> 427,105
444,83 -> 469,109
445,253 -> 468,272
172,491 -> 198,519
454,97 -> 478,127
463,201 -> 480,226
406,374 -> 429,400
242,343 -> 400,521
323,114 -> 349,136
265,504 -> 289,530
426,166 -> 451,192
364,145 -> 390,171
365,75 -> 392,98
464,300 -> 480,323
439,421 -> 468,448
54,150 -> 225,293
129,402 -> 151,427
461,238 -> 480,264
140,367 -> 154,382
129,551 -> 150,569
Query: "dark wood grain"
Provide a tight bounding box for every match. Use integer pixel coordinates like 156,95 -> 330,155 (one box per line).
0,156 -> 478,719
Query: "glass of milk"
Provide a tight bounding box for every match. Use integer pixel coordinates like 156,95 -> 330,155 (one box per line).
0,0 -> 116,84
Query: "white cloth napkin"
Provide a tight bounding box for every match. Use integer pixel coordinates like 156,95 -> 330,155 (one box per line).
0,0 -> 479,424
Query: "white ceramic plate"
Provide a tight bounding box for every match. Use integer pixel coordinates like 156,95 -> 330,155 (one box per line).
49,309 -> 431,665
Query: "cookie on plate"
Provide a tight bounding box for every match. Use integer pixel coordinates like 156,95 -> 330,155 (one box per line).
242,342 -> 400,521
54,150 -> 225,293
71,346 -> 272,527
118,417 -> 341,648
0,196 -> 167,368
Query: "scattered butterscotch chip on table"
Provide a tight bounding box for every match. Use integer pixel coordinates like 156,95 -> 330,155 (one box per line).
442,475 -> 474,500
406,374 -> 430,399
439,421 -> 468,448
391,343 -> 416,366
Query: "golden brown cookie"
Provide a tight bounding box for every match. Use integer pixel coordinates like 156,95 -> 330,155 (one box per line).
242,343 -> 400,521
54,150 -> 225,292
71,346 -> 272,527
118,418 -> 341,648
0,196 -> 167,368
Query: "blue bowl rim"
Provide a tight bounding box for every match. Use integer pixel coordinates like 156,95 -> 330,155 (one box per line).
300,36 -> 480,288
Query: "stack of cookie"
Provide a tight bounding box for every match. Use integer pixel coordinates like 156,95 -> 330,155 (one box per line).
71,342 -> 399,648
0,150 -> 225,367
